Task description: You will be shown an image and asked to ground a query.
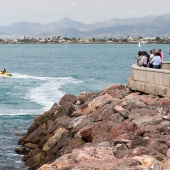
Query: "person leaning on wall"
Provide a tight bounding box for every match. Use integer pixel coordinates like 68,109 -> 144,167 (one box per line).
158,49 -> 163,68
150,52 -> 162,69
139,52 -> 148,67
148,50 -> 154,68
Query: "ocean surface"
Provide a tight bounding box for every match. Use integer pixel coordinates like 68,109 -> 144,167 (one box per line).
0,44 -> 170,170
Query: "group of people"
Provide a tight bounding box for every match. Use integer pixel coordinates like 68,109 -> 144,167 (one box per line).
137,49 -> 163,69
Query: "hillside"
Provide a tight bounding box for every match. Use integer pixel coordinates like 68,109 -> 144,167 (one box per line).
0,14 -> 170,38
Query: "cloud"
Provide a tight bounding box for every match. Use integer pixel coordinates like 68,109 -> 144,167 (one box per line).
70,2 -> 77,7
125,10 -> 133,14
0,0 -> 170,25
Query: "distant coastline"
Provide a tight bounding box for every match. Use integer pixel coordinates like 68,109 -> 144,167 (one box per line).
0,36 -> 170,44
0,42 -> 170,45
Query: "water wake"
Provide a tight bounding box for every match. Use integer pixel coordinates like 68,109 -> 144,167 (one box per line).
11,73 -> 82,111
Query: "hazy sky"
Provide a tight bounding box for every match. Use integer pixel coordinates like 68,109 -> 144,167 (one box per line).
0,0 -> 169,26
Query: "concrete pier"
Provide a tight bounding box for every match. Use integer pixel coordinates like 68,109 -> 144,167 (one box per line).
128,63 -> 170,97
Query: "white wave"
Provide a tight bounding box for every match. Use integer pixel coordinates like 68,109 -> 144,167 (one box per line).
15,160 -> 23,164
13,73 -> 83,111
27,82 -> 64,111
0,109 -> 43,116
11,73 -> 48,80
11,73 -> 82,84
6,153 -> 20,156
0,75 -> 8,78
27,77 -> 81,110
1,72 -> 83,113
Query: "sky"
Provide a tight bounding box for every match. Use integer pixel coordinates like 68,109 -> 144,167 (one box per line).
0,0 -> 170,26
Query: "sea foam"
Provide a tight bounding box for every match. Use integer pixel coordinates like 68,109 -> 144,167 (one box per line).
12,73 -> 82,111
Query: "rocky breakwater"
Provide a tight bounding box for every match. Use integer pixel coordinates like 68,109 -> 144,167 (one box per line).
16,84 -> 170,170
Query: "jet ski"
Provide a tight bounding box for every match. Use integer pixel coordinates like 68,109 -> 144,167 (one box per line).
0,71 -> 12,77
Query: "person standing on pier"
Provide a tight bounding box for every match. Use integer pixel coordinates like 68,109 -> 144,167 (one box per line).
150,52 -> 162,69
158,49 -> 163,62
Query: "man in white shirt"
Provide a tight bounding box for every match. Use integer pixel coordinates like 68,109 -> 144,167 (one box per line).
151,52 -> 162,69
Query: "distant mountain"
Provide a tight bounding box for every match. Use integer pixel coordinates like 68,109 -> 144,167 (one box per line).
46,17 -> 85,29
1,22 -> 44,35
86,15 -> 156,29
0,14 -> 170,38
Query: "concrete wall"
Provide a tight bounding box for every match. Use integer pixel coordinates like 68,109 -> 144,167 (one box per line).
162,62 -> 170,70
128,64 -> 170,97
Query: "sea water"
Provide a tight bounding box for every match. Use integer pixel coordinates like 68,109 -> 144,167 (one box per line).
0,44 -> 169,169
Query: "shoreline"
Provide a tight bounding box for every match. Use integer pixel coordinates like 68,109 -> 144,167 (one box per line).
1,42 -> 170,45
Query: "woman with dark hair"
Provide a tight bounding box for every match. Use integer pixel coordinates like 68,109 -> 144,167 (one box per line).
143,51 -> 150,65
139,52 -> 147,67
136,51 -> 142,66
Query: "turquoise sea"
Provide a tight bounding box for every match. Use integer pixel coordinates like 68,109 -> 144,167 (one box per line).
0,44 -> 170,169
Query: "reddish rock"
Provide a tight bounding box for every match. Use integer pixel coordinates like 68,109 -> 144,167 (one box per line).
130,108 -> 157,117
102,84 -> 127,98
113,105 -> 129,118
38,144 -> 117,170
78,103 -> 88,110
78,91 -> 100,102
164,160 -> 170,170
107,120 -> 143,143
159,97 -> 170,106
140,125 -> 158,133
47,116 -> 74,134
59,94 -> 77,106
167,148 -> 170,158
80,125 -> 94,142
16,85 -> 170,170
148,139 -> 169,156
20,123 -> 47,144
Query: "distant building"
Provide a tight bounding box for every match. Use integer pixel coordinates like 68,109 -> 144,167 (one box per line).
12,39 -> 18,43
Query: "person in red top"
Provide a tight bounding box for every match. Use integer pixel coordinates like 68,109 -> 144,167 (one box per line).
158,49 -> 163,61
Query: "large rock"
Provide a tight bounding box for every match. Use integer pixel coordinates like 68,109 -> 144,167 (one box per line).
43,127 -> 68,151
59,94 -> 77,106
16,85 -> 170,170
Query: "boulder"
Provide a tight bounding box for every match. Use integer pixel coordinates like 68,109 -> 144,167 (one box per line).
59,94 -> 77,106
16,85 -> 170,170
